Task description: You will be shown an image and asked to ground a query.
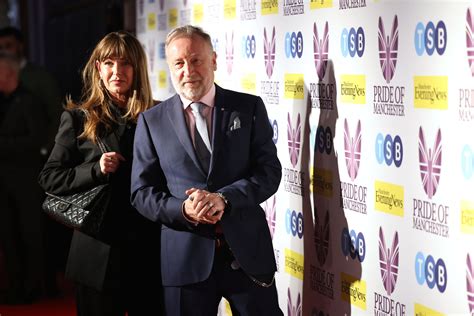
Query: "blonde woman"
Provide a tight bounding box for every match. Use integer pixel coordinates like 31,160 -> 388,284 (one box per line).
39,31 -> 162,316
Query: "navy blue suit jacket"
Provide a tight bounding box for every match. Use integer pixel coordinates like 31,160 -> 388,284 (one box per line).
131,85 -> 281,286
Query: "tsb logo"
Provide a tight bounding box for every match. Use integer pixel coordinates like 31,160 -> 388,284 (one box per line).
270,118 -> 279,144
415,251 -> 447,292
286,209 -> 304,238
375,133 -> 403,167
414,21 -> 447,56
285,31 -> 304,58
241,34 -> 256,58
315,126 -> 333,154
341,227 -> 366,262
341,26 -> 365,57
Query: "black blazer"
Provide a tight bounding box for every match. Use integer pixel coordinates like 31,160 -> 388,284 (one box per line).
39,108 -> 161,290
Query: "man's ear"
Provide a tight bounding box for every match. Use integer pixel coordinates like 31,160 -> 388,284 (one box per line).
212,51 -> 217,71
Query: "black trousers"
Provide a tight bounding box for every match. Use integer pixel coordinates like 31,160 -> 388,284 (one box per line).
163,246 -> 283,316
0,176 -> 45,302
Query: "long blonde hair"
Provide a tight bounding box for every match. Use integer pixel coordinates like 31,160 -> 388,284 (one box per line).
67,31 -> 153,142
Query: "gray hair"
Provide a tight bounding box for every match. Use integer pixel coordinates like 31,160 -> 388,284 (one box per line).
165,25 -> 213,52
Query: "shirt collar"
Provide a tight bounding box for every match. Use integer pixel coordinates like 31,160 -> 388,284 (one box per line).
180,84 -> 216,110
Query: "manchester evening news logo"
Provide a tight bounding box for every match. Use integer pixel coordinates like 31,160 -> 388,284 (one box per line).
378,16 -> 399,84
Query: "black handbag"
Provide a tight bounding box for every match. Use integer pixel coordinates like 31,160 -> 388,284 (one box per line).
42,138 -> 111,235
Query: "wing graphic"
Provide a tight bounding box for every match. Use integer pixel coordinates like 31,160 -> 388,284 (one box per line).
344,119 -> 362,181
467,254 -> 474,314
379,227 -> 399,296
419,127 -> 442,199
313,21 -> 329,80
378,16 -> 398,83
314,210 -> 330,266
287,113 -> 301,168
264,27 -> 276,78
226,31 -> 234,75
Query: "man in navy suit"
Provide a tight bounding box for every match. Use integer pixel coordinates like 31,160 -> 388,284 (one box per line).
131,25 -> 283,315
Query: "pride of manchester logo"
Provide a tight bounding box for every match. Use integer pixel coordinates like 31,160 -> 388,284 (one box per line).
467,254 -> 474,314
378,16 -> 399,84
314,209 -> 330,266
264,26 -> 276,78
313,21 -> 329,80
287,113 -> 302,168
263,196 -> 276,239
379,227 -> 399,295
418,127 -> 442,199
374,227 -> 406,315
344,119 -> 361,181
467,8 -> 474,76
225,31 -> 234,75
287,288 -> 302,316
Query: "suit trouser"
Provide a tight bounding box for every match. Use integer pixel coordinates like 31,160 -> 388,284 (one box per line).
163,245 -> 283,316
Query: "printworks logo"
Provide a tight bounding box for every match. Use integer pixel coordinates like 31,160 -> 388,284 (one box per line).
467,253 -> 474,314
467,8 -> 474,76
378,15 -> 399,84
287,288 -> 302,316
313,21 -> 329,80
314,209 -> 330,266
159,0 -> 164,11
418,127 -> 442,199
263,195 -> 276,239
379,227 -> 399,296
264,27 -> 276,78
344,119 -> 362,181
226,31 -> 234,75
287,113 -> 302,168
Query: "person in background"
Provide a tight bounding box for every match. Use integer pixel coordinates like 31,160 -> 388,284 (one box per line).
0,26 -> 64,297
131,25 -> 283,315
38,31 -> 162,316
0,26 -> 62,158
0,52 -> 47,304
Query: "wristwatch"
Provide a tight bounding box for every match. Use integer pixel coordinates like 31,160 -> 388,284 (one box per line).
216,192 -> 229,206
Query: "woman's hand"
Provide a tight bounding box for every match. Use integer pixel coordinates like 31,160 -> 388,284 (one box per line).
100,152 -> 125,175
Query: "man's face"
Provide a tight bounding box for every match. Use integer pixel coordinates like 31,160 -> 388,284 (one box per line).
166,35 -> 216,101
0,36 -> 22,58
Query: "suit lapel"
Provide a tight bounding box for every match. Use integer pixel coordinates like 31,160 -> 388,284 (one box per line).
166,95 -> 207,177
210,86 -> 231,172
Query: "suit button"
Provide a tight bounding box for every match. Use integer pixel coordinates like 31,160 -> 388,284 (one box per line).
208,180 -> 213,186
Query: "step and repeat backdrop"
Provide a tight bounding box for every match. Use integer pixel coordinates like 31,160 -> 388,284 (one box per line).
136,0 -> 474,315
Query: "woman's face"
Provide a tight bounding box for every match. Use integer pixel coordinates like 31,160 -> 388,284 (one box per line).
96,57 -> 134,103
